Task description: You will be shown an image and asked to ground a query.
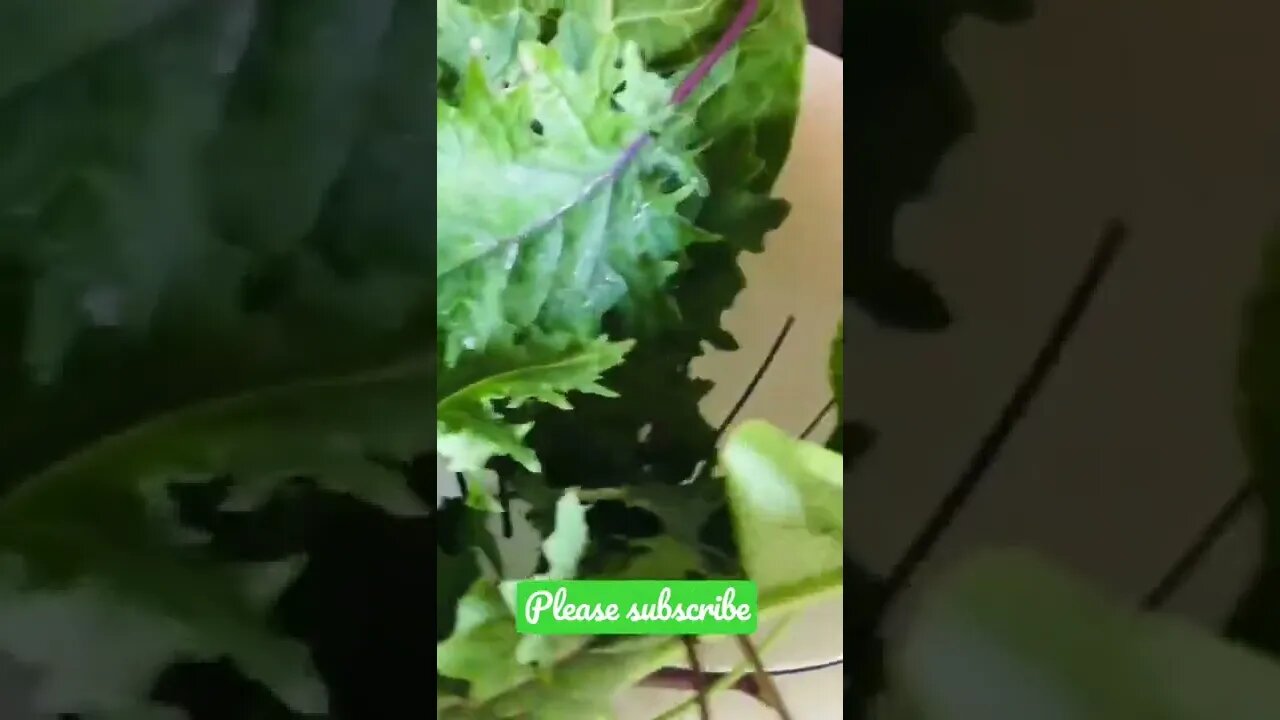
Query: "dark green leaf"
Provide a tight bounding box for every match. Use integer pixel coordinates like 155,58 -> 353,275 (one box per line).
205,0 -> 397,254
0,0 -> 196,100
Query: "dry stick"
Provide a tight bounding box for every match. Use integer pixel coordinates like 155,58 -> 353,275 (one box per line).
649,618 -> 797,720
714,316 -> 796,443
682,637 -> 711,720
869,220 -> 1129,626
1142,483 -> 1256,610
690,316 -> 796,485
641,666 -> 763,699
641,317 -> 796,700
800,398 -> 837,441
735,636 -> 794,720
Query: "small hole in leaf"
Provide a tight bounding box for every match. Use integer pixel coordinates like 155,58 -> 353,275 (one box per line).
537,11 -> 561,43
530,119 -> 544,136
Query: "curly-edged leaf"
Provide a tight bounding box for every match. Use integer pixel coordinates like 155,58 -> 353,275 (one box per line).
0,397 -> 390,712
1229,226 -> 1280,655
444,416 -> 848,716
490,0 -> 802,508
438,495 -> 690,717
538,490 -> 590,580
440,490 -> 594,702
9,361 -> 434,518
437,580 -> 530,703
437,0 -> 540,86
888,550 -> 1280,720
515,0 -> 808,153
0,507 -> 324,717
439,592 -> 683,720
695,0 -> 807,190
437,337 -> 633,474
720,420 -> 842,612
440,591 -> 681,719
506,473 -> 723,583
435,2 -> 719,363
499,491 -> 592,668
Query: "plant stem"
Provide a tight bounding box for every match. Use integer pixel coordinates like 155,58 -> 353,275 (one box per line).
714,316 -> 796,443
688,316 -> 795,486
647,618 -> 795,720
800,399 -> 836,440
682,636 -> 711,720
734,636 -> 794,720
1142,483 -> 1255,610
869,220 -> 1128,626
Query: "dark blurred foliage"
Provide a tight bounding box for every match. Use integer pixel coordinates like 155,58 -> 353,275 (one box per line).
147,462 -> 441,719
837,2 -> 1034,716
844,0 -> 1033,332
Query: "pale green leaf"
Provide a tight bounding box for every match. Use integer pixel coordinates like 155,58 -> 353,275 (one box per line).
442,490 -> 593,698
501,490 -> 592,669
541,490 -> 590,580
891,550 -> 1280,720
438,580 -> 531,702
720,419 -> 843,612
436,337 -> 632,474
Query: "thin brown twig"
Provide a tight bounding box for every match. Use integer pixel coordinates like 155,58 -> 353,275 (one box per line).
682,636 -> 711,720
714,316 -> 796,443
689,316 -> 796,485
1142,483 -> 1255,609
869,220 -> 1128,626
734,636 -> 794,720
799,398 -> 836,440
639,666 -> 762,697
